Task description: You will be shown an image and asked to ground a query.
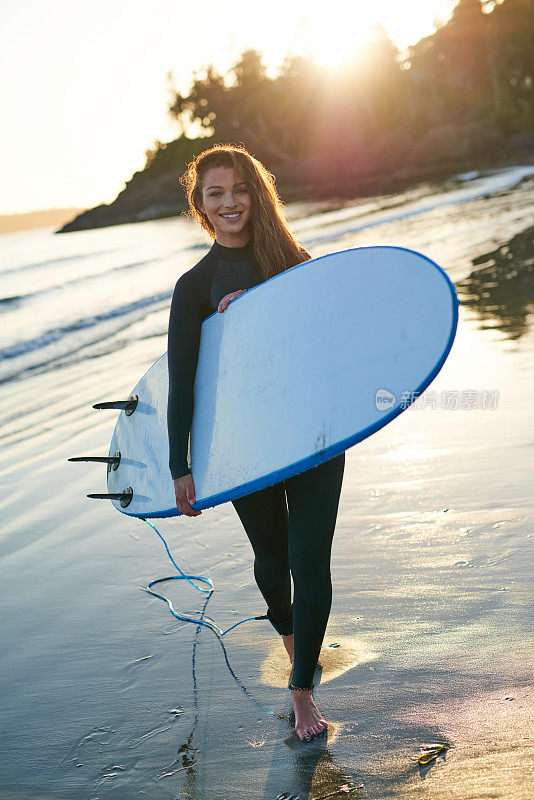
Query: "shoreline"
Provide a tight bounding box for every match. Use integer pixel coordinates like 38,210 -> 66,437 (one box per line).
56,154 -> 534,235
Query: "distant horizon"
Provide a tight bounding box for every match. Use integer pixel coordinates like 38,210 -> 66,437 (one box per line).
0,206 -> 86,217
0,206 -> 86,235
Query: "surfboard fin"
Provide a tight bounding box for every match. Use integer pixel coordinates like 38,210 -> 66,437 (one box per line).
87,487 -> 133,507
93,394 -> 138,415
68,452 -> 121,471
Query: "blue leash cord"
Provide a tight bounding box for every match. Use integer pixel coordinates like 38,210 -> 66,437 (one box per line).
139,517 -> 267,638
138,517 -> 281,720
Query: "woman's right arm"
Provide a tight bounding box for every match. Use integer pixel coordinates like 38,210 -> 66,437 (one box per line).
167,272 -> 202,516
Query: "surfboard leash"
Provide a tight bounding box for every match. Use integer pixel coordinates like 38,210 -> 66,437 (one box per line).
137,517 -> 284,720
138,516 -> 268,638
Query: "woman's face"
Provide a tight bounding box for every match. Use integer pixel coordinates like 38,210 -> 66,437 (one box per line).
199,166 -> 252,246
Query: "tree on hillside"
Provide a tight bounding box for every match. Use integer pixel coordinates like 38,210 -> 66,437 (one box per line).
407,0 -> 533,128
486,0 -> 534,131
407,0 -> 496,123
168,50 -> 294,163
168,65 -> 226,136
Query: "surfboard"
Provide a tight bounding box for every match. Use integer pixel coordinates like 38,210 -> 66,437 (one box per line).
93,246 -> 458,518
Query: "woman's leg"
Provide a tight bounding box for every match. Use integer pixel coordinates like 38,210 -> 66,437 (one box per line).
285,451 -> 345,691
231,481 -> 293,635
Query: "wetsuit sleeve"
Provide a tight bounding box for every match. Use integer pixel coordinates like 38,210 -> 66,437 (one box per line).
167,272 -> 202,480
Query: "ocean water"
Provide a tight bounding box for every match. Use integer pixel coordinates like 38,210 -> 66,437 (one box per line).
1,167 -> 533,800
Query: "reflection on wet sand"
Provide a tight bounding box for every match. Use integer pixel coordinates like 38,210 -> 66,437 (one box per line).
457,225 -> 534,339
274,743 -> 365,799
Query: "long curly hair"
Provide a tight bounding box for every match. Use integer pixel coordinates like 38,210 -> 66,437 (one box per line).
179,143 -> 311,280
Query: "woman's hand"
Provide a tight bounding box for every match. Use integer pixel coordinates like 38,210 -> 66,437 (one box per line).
174,474 -> 202,517
218,289 -> 246,313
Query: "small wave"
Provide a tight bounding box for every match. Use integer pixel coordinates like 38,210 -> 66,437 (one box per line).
0,294 -> 25,309
0,247 -> 194,319
304,165 -> 534,247
0,289 -> 172,362
0,247 -> 122,278
0,241 -> 207,280
1,255 -> 163,308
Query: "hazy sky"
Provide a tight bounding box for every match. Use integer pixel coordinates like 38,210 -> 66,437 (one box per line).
1,0 -> 456,215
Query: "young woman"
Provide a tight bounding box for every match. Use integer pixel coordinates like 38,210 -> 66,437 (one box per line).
167,144 -> 345,743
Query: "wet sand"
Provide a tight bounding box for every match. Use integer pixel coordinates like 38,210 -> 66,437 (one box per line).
0,177 -> 533,799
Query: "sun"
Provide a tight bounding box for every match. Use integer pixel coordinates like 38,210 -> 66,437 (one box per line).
294,0 -> 456,67
303,8 -> 379,69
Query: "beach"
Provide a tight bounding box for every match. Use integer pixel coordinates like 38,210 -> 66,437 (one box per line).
1,166 -> 533,799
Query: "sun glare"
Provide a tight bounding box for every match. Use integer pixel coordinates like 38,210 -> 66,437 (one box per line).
295,1 -> 455,68
304,9 -> 378,68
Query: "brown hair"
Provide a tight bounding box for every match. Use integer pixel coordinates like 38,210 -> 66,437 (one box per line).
179,143 -> 311,280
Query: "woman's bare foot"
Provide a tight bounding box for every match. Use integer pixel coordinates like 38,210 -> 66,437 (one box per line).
281,633 -> 322,669
291,689 -> 328,741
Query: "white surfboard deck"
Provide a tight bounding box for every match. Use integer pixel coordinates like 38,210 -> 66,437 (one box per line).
106,246 -> 458,518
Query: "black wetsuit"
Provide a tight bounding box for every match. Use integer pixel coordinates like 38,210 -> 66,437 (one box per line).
167,238 -> 345,690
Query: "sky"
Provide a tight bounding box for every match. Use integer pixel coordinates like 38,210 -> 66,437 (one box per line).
0,0 -> 457,215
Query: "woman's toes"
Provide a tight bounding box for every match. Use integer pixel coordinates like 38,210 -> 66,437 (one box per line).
297,724 -> 313,741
